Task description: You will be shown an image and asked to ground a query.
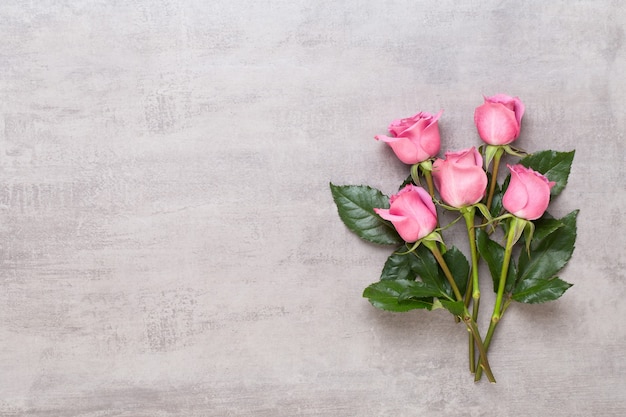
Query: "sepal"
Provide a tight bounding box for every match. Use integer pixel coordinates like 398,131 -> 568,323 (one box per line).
523,220 -> 535,256
502,144 -> 528,158
419,159 -> 433,172
483,145 -> 504,169
474,203 -> 494,223
509,216 -> 530,247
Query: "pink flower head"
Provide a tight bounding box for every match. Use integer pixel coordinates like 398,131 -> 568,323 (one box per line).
474,94 -> 525,145
375,111 -> 442,164
503,164 -> 556,220
432,147 -> 488,208
374,184 -> 438,242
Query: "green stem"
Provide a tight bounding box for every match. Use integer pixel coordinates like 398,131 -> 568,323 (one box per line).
463,271 -> 473,307
423,240 -> 496,383
414,160 -> 435,199
464,275 -> 475,373
470,297 -> 479,373
462,209 -> 481,314
462,207 -> 481,373
493,219 -> 517,317
423,169 -> 436,199
474,217 -> 518,381
464,315 -> 496,383
477,298 -> 512,363
486,147 -> 504,211
423,241 -> 462,301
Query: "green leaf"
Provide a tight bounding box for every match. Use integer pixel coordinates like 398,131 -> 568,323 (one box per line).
476,229 -> 517,293
380,246 -> 455,299
488,175 -> 510,217
330,183 -> 402,245
530,216 -> 563,249
442,246 -> 469,297
409,245 -> 450,296
363,280 -> 436,312
515,210 -> 578,285
489,179 -> 504,217
512,277 -> 573,303
439,300 -> 466,317
519,150 -> 575,196
398,281 -> 445,301
380,249 -> 416,281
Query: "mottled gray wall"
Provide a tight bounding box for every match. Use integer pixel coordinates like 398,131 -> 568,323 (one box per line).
0,1 -> 624,416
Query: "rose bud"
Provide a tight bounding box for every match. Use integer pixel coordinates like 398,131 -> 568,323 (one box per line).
432,147 -> 488,208
474,94 -> 525,145
502,164 -> 556,220
375,111 -> 442,164
374,184 -> 438,242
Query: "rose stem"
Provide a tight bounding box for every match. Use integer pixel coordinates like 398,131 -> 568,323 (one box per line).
411,163 -> 436,198
423,241 -> 462,300
423,170 -> 436,199
462,207 -> 481,373
464,316 -> 496,383
474,216 -> 518,381
486,147 -> 505,211
423,240 -> 496,383
463,276 -> 474,371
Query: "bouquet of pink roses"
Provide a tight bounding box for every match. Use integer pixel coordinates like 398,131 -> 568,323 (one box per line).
330,94 -> 577,383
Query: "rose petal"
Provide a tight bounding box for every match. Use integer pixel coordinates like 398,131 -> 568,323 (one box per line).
502,168 -> 529,215
474,103 -> 520,145
375,135 -> 421,164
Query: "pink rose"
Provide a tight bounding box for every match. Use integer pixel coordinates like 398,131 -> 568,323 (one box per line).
375,111 -> 442,164
474,94 -> 525,145
374,184 -> 438,242
502,164 -> 555,220
432,147 -> 488,208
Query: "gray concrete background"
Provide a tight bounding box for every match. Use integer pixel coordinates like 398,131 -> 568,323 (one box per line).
0,1 -> 624,416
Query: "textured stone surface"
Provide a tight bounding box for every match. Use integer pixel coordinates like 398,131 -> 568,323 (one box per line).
0,1 -> 624,416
